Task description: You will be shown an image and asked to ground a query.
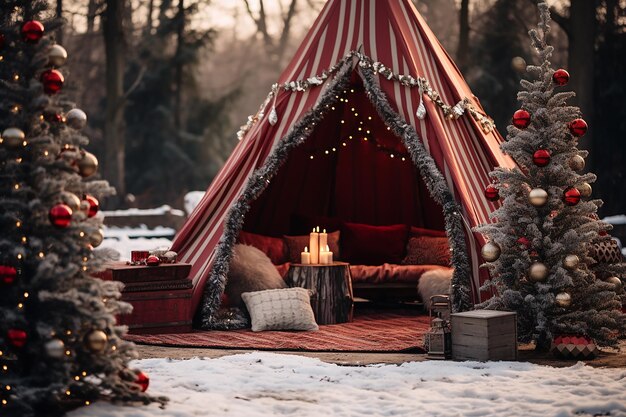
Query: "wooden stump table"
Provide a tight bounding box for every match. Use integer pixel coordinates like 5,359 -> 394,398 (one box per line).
286,262 -> 354,325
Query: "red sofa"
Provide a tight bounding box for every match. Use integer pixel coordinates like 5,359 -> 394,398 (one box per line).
238,221 -> 453,301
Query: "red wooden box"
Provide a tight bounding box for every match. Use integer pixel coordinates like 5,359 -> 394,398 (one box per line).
98,262 -> 195,334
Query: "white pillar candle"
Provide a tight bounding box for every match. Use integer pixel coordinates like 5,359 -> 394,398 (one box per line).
309,228 -> 319,264
326,244 -> 333,264
301,246 -> 311,265
319,229 -> 328,256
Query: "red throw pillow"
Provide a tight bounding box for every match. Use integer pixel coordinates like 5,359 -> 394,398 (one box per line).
283,231 -> 340,263
237,231 -> 287,265
410,226 -> 447,238
341,223 -> 409,265
402,236 -> 451,266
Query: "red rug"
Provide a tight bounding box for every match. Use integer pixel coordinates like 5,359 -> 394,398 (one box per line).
125,311 -> 430,352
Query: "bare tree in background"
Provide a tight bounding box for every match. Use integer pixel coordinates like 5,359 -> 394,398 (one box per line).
103,0 -> 127,200
547,0 -> 596,169
457,0 -> 470,72
242,0 -> 299,63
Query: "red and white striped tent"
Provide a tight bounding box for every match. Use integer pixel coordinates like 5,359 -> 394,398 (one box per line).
172,0 -> 515,320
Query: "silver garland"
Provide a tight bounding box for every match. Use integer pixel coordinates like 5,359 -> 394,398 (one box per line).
198,60 -> 476,327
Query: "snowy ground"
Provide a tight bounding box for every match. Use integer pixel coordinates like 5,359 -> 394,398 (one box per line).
68,351 -> 626,417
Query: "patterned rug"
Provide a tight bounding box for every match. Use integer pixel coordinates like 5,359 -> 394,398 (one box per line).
125,311 -> 430,353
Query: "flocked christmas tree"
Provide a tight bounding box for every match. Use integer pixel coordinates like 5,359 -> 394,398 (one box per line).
475,1 -> 625,351
0,1 -> 165,415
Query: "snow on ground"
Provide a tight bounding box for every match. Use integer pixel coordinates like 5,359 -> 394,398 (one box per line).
69,352 -> 626,417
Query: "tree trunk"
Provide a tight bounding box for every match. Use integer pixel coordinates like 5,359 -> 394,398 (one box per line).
103,0 -> 127,204
145,0 -> 155,35
174,0 -> 184,131
457,0 -> 470,72
568,0 -> 596,171
56,0 -> 63,44
87,0 -> 98,33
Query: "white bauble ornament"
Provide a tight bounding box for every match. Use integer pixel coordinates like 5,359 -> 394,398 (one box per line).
529,188 -> 548,207
481,242 -> 501,262
65,108 -> 87,130
529,262 -> 549,282
45,339 -> 66,358
48,44 -> 68,67
555,292 -> 572,307
562,254 -> 579,271
1,127 -> 26,149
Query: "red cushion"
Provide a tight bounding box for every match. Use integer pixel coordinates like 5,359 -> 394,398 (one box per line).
350,264 -> 452,283
283,231 -> 340,263
410,227 -> 446,238
237,231 -> 287,265
341,223 -> 409,265
402,236 -> 451,266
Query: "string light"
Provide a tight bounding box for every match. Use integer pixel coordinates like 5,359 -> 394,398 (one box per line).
21,236 -> 27,243
23,292 -> 29,298
16,254 -> 22,260
38,252 -> 44,258
13,74 -> 19,81
17,303 -> 23,309
16,221 -> 21,227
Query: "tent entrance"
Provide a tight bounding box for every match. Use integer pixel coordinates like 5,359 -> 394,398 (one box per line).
243,75 -> 445,236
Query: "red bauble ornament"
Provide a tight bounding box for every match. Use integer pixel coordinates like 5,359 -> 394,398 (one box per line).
564,187 -> 581,206
484,184 -> 500,202
8,329 -> 27,348
49,204 -> 73,228
533,149 -> 551,167
146,255 -> 160,266
82,195 -> 99,218
134,371 -> 150,392
22,20 -> 45,43
0,265 -> 17,285
517,237 -> 531,248
40,69 -> 64,95
569,118 -> 588,137
552,69 -> 570,86
512,109 -> 531,129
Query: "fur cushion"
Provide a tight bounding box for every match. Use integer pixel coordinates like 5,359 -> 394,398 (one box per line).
225,244 -> 287,307
242,288 -> 319,332
417,268 -> 453,309
403,236 -> 451,266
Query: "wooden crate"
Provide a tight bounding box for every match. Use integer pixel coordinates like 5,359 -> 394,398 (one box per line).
98,262 -> 192,283
97,262 -> 194,334
451,310 -> 517,361
119,288 -> 193,334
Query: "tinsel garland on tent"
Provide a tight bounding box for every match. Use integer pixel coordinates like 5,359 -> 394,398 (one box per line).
199,56 -> 474,327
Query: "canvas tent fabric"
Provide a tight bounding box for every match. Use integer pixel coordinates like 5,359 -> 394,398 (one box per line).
171,0 -> 516,323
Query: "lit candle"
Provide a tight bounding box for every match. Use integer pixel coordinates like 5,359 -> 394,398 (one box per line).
326,244 -> 333,264
320,244 -> 333,265
309,227 -> 319,264
319,229 -> 328,256
301,247 -> 311,265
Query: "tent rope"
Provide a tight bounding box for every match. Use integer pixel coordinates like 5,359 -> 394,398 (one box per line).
236,51 -> 496,142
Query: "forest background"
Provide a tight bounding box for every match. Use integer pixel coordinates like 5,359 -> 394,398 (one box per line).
52,0 -> 625,217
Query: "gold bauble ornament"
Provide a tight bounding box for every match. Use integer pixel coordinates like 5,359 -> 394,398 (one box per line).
569,155 -> 585,171
562,254 -> 580,271
1,127 -> 26,149
529,188 -> 548,207
89,228 -> 104,247
59,191 -> 81,212
529,262 -> 549,282
481,241 -> 501,262
555,292 -> 572,307
45,338 -> 65,358
66,108 -> 87,130
85,330 -> 108,353
48,44 -> 68,67
605,276 -> 623,292
78,151 -> 98,177
511,56 -> 527,73
577,182 -> 592,198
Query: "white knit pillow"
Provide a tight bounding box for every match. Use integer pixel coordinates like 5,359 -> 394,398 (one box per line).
241,288 -> 319,332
